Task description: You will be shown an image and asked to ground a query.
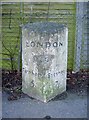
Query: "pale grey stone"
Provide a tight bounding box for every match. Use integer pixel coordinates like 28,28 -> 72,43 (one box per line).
22,22 -> 68,102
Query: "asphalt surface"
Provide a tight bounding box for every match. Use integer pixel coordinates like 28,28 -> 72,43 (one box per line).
0,91 -> 2,120
2,91 -> 87,118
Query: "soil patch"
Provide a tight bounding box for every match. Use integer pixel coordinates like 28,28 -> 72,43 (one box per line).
2,69 -> 88,101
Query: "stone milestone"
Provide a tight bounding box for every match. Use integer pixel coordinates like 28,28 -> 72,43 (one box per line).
22,22 -> 68,102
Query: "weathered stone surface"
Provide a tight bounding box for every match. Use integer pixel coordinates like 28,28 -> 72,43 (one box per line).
22,22 -> 68,102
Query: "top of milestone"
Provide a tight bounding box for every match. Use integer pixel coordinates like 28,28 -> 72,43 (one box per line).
22,22 -> 67,34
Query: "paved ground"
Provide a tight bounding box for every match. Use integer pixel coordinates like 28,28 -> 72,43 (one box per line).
2,91 -> 87,118
0,91 -> 2,120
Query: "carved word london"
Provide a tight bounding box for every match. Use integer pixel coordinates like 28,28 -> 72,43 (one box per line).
26,41 -> 63,48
